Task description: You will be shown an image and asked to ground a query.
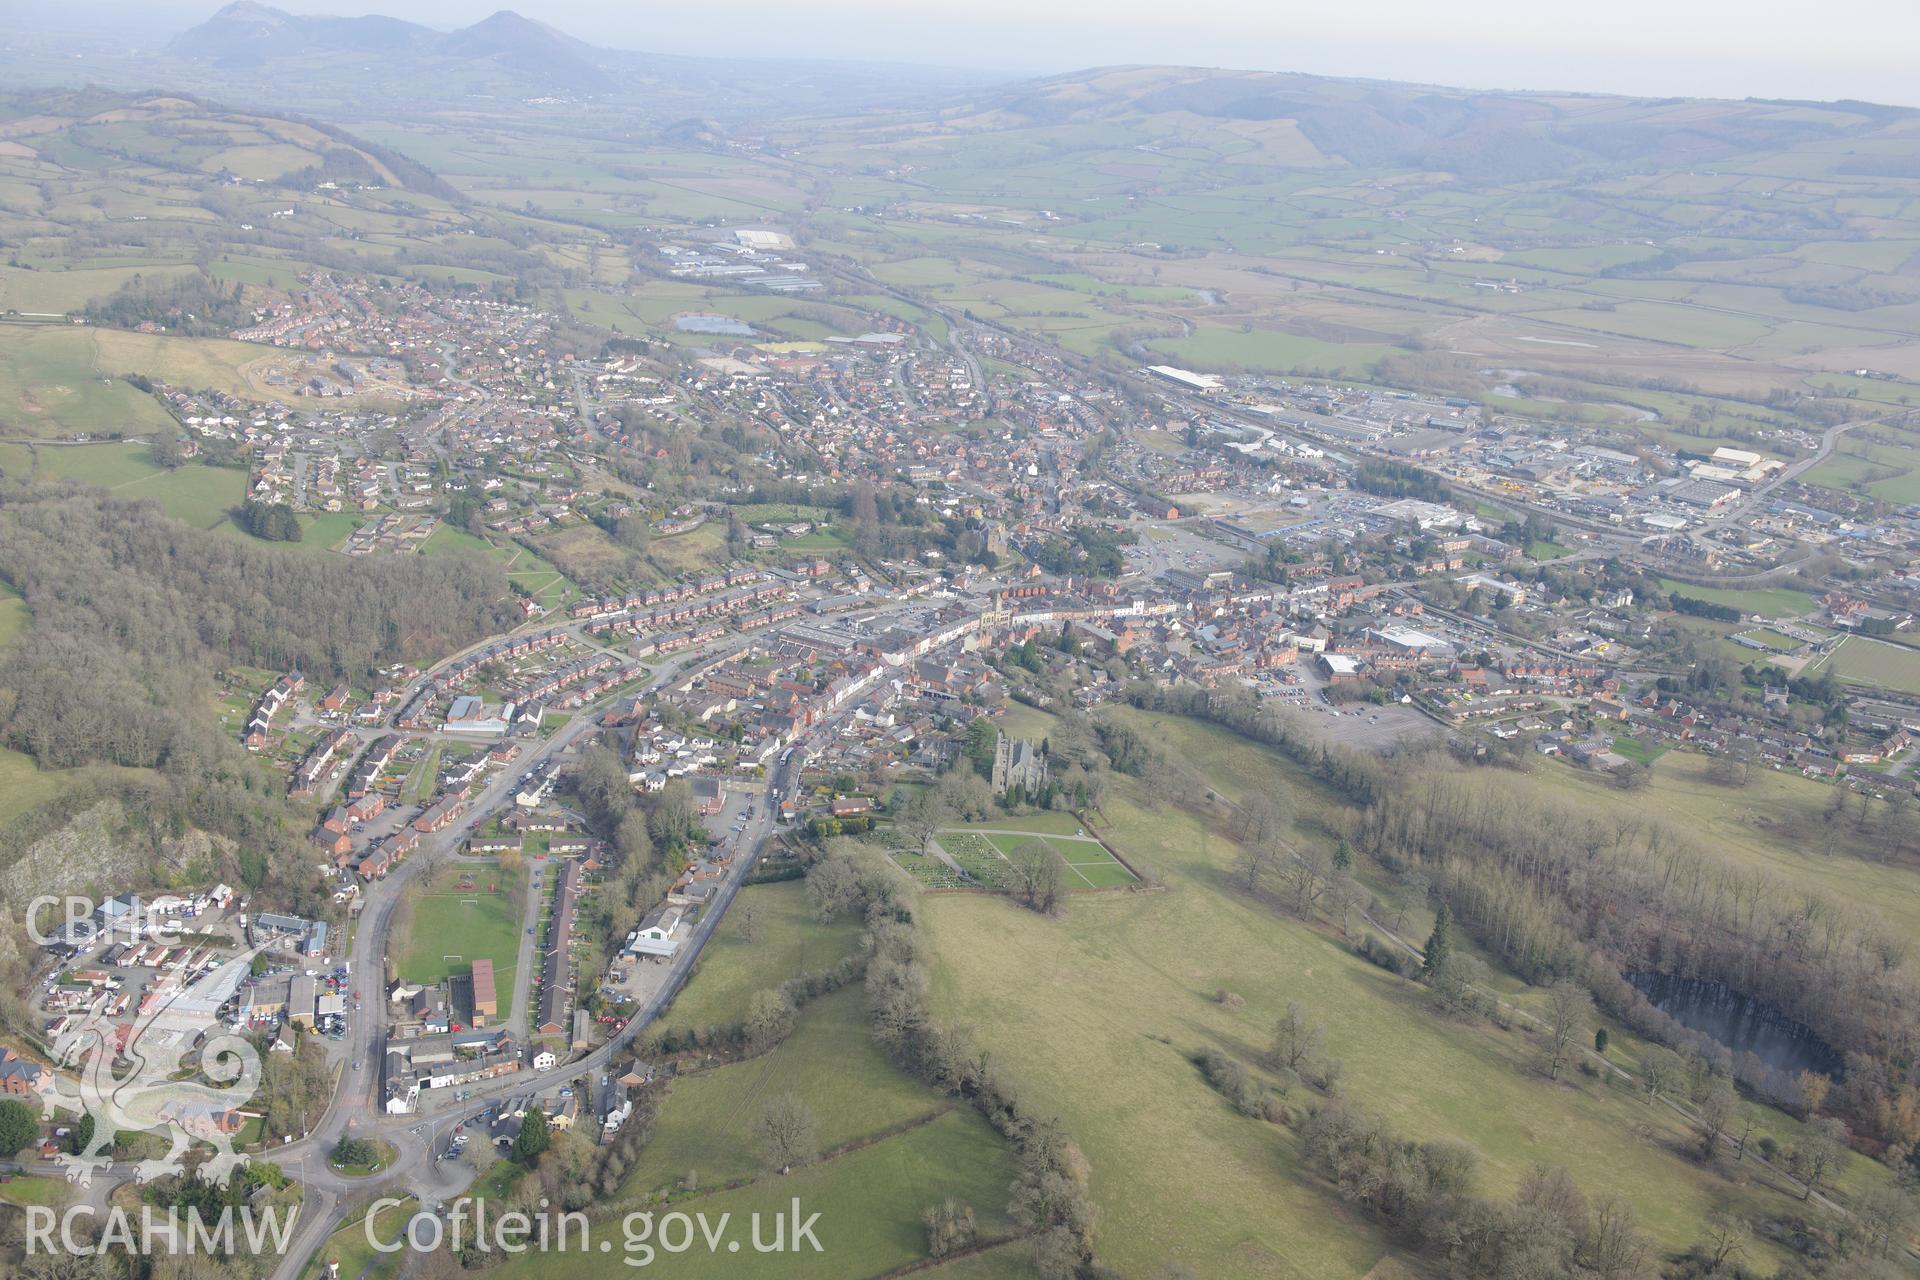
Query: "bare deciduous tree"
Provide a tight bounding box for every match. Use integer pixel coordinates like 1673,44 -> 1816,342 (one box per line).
1269,1001 -> 1324,1074
1855,1184 -> 1918,1260
1638,1047 -> 1680,1103
755,1093 -> 818,1173
1697,1085 -> 1736,1160
901,788 -> 950,857
1699,1208 -> 1749,1270
1009,839 -> 1065,915
1789,1117 -> 1847,1201
1542,981 -> 1590,1082
1235,840 -> 1275,894
1281,850 -> 1328,919
1583,1196 -> 1649,1280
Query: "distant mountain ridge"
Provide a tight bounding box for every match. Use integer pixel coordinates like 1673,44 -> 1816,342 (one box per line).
131,6 -> 1920,171
939,64 -> 1920,183
150,2 -> 1001,113
169,1 -> 616,93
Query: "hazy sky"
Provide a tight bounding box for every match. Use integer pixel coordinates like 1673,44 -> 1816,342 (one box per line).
40,0 -> 1920,108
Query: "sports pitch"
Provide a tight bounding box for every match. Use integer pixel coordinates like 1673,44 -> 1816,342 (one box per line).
923,827 -> 1139,890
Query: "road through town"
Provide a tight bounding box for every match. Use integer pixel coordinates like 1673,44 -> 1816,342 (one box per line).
259,727 -> 806,1280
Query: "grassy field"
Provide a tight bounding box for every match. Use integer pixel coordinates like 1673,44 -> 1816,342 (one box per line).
1658,578 -> 1816,620
659,879 -> 865,1034
0,326 -> 175,438
299,511 -> 366,550
919,1243 -> 1035,1279
482,984 -> 1022,1280
30,440 -> 162,487
114,463 -> 247,527
920,775 -> 1819,1278
647,522 -> 732,578
0,748 -> 74,829
0,748 -> 148,830
0,262 -> 193,315
906,706 -> 1850,1274
1809,633 -> 1920,695
1099,705 -> 1348,837
989,701 -> 1060,743
0,1176 -> 70,1209
395,866 -> 524,1012
88,328 -> 274,400
1609,733 -> 1669,765
629,987 -> 956,1193
206,508 -> 366,555
508,1108 -> 1016,1280
422,523 -> 497,558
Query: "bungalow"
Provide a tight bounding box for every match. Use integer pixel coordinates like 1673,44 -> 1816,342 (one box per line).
828,795 -> 873,819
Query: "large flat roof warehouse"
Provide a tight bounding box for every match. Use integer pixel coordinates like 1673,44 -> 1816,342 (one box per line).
1371,626 -> 1454,654
1373,498 -> 1463,529
1146,365 -> 1223,393
733,227 -> 795,250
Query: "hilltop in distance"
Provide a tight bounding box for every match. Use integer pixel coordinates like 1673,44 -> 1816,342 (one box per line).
169,2 -> 618,93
